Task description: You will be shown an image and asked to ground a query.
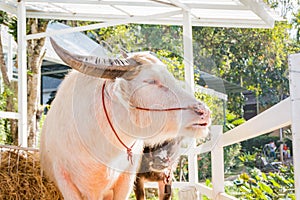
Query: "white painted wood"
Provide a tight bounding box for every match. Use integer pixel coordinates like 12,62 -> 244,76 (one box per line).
195,183 -> 213,199
145,182 -> 213,199
188,138 -> 198,184
0,111 -> 19,119
183,10 -> 194,93
0,2 -> 17,15
188,140 -> 213,155
178,186 -> 199,200
289,53 -> 300,200
219,192 -> 238,200
211,125 -> 224,200
221,97 -> 291,147
17,0 -> 28,147
239,0 -> 275,27
0,144 -> 38,152
7,33 -> 13,81
26,10 -> 182,40
168,0 -> 190,11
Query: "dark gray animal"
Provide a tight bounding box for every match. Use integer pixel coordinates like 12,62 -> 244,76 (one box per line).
134,137 -> 183,200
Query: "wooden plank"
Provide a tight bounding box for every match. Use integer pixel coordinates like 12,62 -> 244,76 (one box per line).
0,111 -> 19,119
221,98 -> 291,147
289,53 -> 300,200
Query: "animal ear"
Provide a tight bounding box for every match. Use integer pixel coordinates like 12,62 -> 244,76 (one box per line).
113,78 -> 130,108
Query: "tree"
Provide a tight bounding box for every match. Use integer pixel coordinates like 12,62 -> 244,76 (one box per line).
0,11 -> 18,144
192,21 -> 298,116
0,11 -> 49,146
26,18 -> 49,147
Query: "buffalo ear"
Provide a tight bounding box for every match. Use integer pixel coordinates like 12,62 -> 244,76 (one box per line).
113,78 -> 131,108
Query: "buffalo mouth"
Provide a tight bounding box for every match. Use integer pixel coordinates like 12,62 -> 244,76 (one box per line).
188,122 -> 209,129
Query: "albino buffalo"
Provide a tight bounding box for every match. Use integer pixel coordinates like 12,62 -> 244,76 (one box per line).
40,38 -> 211,200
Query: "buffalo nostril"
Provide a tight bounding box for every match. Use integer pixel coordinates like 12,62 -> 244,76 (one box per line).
194,110 -> 204,116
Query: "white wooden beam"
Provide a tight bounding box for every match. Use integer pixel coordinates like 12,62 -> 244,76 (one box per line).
239,0 -> 275,28
188,140 -> 213,155
0,144 -> 38,152
17,0 -> 28,147
289,53 -> 300,200
211,125 -> 225,200
183,10 -> 194,92
221,97 -> 291,147
187,138 -> 198,184
0,2 -> 17,15
137,18 -> 270,29
219,193 -> 238,200
26,0 -> 170,7
25,0 -> 248,10
168,0 -> 190,11
26,10 -> 182,40
195,183 -> 213,199
7,32 -> 13,81
0,111 -> 19,120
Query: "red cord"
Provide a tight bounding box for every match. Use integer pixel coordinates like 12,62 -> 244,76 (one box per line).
102,81 -> 136,164
101,80 -> 191,164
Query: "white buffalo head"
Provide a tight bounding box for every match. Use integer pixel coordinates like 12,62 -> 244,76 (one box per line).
50,38 -> 211,144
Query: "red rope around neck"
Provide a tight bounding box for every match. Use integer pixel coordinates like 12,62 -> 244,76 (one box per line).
102,81 -> 136,164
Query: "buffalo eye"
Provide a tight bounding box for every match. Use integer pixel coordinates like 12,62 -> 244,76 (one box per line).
143,79 -> 160,85
143,79 -> 169,91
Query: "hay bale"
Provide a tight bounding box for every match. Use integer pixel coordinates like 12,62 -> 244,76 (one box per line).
0,146 -> 63,199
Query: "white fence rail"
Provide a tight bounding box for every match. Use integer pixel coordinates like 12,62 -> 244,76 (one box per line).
146,54 -> 299,200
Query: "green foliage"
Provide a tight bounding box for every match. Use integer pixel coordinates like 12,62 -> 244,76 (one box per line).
238,152 -> 258,168
192,21 -> 298,116
197,152 -> 212,181
0,84 -> 17,145
293,11 -> 300,43
241,134 -> 280,154
228,167 -> 295,199
0,11 -> 17,41
225,112 -> 246,131
224,143 -> 242,173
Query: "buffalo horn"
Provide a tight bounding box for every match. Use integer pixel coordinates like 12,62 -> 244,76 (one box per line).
50,38 -> 140,79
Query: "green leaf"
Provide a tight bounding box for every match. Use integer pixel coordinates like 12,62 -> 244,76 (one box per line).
270,179 -> 281,188
288,193 -> 296,200
255,175 -> 261,181
261,173 -> 267,181
205,179 -> 211,187
258,182 -> 273,195
240,185 -> 251,193
240,173 -> 250,181
253,187 -> 268,200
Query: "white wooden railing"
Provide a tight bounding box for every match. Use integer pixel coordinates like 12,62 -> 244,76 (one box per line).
146,53 -> 300,200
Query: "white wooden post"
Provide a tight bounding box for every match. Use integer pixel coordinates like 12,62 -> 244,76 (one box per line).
211,125 -> 224,199
7,32 -> 13,81
17,0 -> 28,147
183,9 -> 198,186
183,10 -> 194,92
289,53 -> 300,199
188,139 -> 198,185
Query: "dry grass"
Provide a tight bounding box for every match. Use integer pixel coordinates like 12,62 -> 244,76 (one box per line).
0,145 -> 63,200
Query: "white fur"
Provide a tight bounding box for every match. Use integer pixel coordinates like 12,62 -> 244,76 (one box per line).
40,53 -> 210,200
